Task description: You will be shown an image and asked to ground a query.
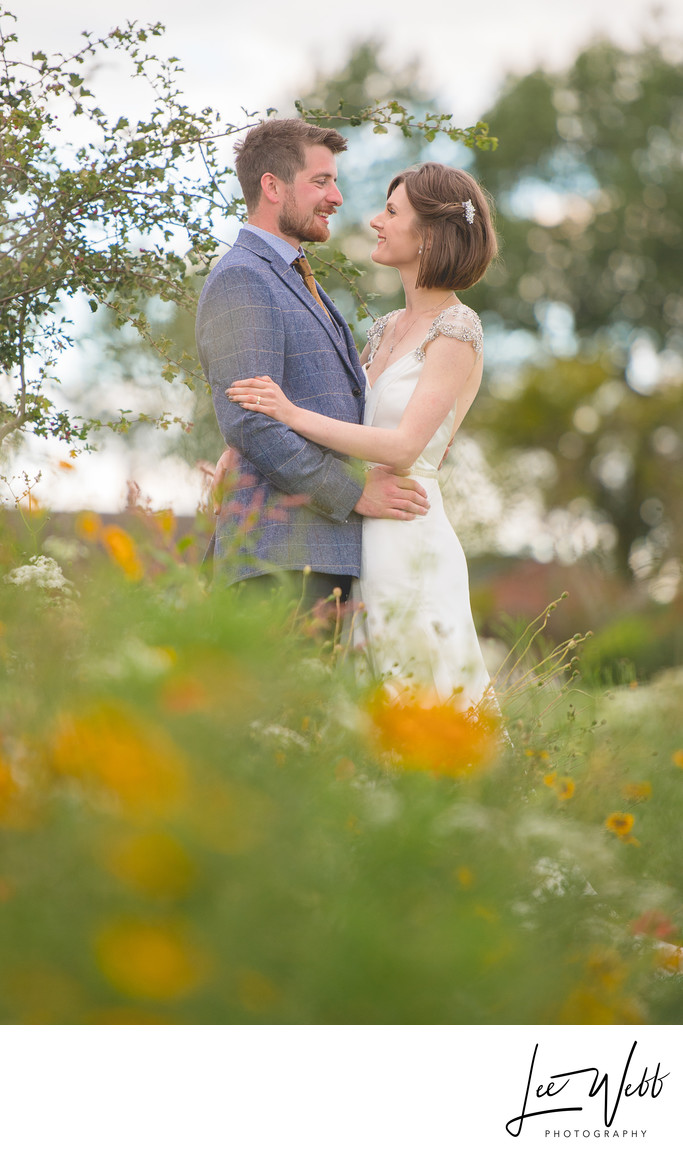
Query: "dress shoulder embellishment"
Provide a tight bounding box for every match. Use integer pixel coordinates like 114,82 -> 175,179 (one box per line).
367,311 -> 398,364
415,303 -> 483,360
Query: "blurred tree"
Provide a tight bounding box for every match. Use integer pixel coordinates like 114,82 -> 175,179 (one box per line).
465,353 -> 683,579
461,35 -> 683,585
470,36 -> 683,359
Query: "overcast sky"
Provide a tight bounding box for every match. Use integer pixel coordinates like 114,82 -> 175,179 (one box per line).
13,0 -> 683,127
6,0 -> 683,513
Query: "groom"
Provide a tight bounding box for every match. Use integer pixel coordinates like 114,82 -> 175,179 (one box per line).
196,117 -> 428,605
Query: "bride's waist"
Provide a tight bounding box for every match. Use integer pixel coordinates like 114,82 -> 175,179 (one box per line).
364,462 -> 439,480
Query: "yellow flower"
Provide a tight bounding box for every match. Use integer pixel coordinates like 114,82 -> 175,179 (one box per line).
605,811 -> 635,839
0,759 -> 18,815
153,508 -> 176,540
455,866 -> 474,889
58,460 -> 75,471
558,987 -> 643,1025
557,777 -> 575,801
95,918 -> 210,1000
543,772 -> 574,799
51,702 -> 188,815
558,948 -> 644,1024
75,511 -> 102,541
102,831 -> 197,899
673,750 -> 683,769
367,691 -> 500,777
100,524 -> 144,580
621,781 -> 652,802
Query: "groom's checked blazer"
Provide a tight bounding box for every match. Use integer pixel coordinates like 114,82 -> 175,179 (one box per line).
196,228 -> 367,583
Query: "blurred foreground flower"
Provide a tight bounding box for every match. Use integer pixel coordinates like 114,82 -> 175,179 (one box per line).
3,555 -> 74,595
50,702 -> 188,815
605,811 -> 638,844
102,831 -> 198,899
367,692 -> 501,777
630,909 -> 678,941
559,948 -> 644,1024
100,525 -> 144,580
75,511 -> 102,541
543,772 -> 575,800
621,781 -> 652,802
95,918 -> 210,1000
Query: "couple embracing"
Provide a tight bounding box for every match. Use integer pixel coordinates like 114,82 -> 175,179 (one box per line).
195,117 -> 498,711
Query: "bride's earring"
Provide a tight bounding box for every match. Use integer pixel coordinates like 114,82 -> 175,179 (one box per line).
418,246 -> 423,254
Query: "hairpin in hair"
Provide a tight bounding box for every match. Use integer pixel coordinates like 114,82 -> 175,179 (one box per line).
462,199 -> 475,225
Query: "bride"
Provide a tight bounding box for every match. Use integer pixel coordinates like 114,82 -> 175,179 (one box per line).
227,163 -> 498,712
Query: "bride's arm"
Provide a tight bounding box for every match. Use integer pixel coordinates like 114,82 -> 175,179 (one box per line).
227,337 -> 481,470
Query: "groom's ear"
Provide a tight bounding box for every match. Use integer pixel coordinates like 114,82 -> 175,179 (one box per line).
260,172 -> 282,204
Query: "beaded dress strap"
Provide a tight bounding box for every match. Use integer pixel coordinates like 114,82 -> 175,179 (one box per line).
415,303 -> 483,360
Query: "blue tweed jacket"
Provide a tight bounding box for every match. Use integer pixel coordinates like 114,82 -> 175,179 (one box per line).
195,229 -> 366,583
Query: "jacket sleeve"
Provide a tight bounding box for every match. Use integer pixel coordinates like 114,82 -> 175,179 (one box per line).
196,260 -> 364,523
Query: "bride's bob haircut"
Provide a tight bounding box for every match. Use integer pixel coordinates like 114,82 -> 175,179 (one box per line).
387,163 -> 498,292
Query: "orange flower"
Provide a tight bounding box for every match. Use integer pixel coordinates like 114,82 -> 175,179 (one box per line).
58,460 -> 75,471
100,524 -> 144,580
75,511 -> 102,541
367,691 -> 500,777
605,811 -> 635,839
543,772 -> 557,788
95,918 -> 210,1000
51,702 -> 188,815
672,750 -> 683,769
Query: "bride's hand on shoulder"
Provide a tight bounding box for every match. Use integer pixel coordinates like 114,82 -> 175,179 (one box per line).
226,375 -> 294,423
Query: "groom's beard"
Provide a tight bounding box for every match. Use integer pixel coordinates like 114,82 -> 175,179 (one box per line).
278,190 -> 333,245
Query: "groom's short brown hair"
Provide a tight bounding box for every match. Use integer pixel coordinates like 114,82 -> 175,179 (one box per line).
388,163 -> 498,291
235,119 -> 348,211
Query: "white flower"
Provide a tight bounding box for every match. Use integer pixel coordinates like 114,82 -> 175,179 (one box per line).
4,555 -> 74,595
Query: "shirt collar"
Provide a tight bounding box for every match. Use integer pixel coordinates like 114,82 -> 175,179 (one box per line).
242,222 -> 302,265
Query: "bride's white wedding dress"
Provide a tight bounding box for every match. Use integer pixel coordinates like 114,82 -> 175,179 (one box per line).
352,302 -> 492,711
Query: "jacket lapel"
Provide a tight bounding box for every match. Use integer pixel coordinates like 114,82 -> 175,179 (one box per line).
233,232 -> 366,391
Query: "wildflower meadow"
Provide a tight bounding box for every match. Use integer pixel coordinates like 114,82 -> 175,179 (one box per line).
0,498 -> 682,1025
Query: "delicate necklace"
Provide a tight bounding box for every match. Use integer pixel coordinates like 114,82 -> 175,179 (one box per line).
388,291 -> 455,354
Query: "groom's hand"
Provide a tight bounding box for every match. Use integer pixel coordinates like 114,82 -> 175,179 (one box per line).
354,465 -> 429,520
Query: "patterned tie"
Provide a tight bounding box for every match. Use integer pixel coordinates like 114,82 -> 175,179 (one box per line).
292,255 -> 331,319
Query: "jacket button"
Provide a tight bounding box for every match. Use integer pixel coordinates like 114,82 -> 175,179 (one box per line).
352,387 -> 362,396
